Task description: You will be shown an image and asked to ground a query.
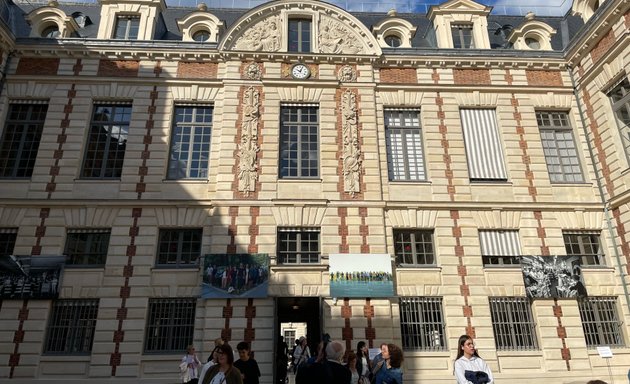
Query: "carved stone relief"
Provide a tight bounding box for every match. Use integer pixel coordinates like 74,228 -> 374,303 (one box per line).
234,15 -> 281,51
319,16 -> 364,54
238,87 -> 260,195
245,62 -> 262,80
341,89 -> 362,196
338,65 -> 357,82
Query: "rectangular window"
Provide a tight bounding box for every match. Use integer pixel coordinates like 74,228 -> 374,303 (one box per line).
399,297 -> 446,351
64,229 -> 111,267
81,104 -> 131,179
578,296 -> 624,348
145,298 -> 196,353
609,78 -> 630,163
0,103 -> 48,178
288,19 -> 311,53
0,228 -> 18,257
460,109 -> 507,181
279,106 -> 319,179
451,24 -> 474,48
537,111 -> 584,183
44,299 -> 99,355
168,105 -> 213,179
563,231 -> 604,266
479,230 -> 521,266
277,228 -> 320,264
489,297 -> 538,351
385,110 -> 426,181
393,229 -> 435,266
114,15 -> 140,40
156,229 -> 202,267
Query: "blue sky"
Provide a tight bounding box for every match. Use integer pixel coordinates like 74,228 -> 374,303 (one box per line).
18,0 -> 574,16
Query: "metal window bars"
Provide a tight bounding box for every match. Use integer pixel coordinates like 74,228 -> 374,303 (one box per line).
44,299 -> 99,355
399,297 -> 446,351
578,296 -> 624,348
489,297 -> 538,351
145,298 -> 196,352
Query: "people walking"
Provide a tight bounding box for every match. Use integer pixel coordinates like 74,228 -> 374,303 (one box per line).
293,336 -> 311,373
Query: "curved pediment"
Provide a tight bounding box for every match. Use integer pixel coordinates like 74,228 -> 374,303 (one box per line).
220,0 -> 381,56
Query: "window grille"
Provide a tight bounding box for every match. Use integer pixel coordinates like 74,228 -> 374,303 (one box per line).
279,106 -> 319,179
384,109 -> 426,181
145,298 -> 196,353
156,229 -> 202,267
44,299 -> 99,355
0,228 -> 17,257
608,78 -> 630,163
399,297 -> 446,351
114,15 -> 140,40
479,230 -> 521,266
167,105 -> 213,179
277,228 -> 320,264
563,231 -> 604,266
451,24 -> 474,48
0,103 -> 48,178
460,109 -> 507,181
489,297 -> 538,350
64,229 -> 111,266
288,18 -> 311,53
393,229 -> 435,266
578,296 -> 624,348
536,111 -> 584,183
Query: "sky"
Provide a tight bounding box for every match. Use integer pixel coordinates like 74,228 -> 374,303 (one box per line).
16,0 -> 574,16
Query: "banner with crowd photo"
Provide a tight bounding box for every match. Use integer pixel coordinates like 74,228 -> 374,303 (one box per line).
521,255 -> 587,299
0,255 -> 65,300
329,253 -> 394,298
201,254 -> 269,299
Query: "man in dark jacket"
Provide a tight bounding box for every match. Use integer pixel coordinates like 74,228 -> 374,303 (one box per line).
295,340 -> 350,384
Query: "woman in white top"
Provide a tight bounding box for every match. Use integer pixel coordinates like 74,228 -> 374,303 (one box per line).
293,336 -> 311,371
181,345 -> 202,384
454,335 -> 493,384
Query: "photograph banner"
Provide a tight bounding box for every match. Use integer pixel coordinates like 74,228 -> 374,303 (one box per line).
0,255 -> 65,300
329,253 -> 394,298
521,255 -> 587,299
201,254 -> 269,298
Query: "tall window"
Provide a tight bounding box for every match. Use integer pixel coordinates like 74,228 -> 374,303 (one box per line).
385,109 -> 426,181
451,24 -> 474,48
81,104 -> 132,179
156,229 -> 202,267
578,296 -> 624,348
168,105 -> 213,179
460,109 -> 507,181
479,230 -> 521,266
279,106 -> 319,179
0,228 -> 18,257
64,229 -> 111,266
489,297 -> 538,350
145,298 -> 196,352
44,299 -> 99,355
393,229 -> 434,266
114,15 -> 140,40
608,78 -> 630,162
537,111 -> 583,183
564,231 -> 604,266
277,228 -> 320,264
0,103 -> 48,178
399,297 -> 446,351
288,18 -> 311,52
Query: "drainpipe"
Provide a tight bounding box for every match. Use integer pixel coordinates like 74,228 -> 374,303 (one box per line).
567,65 -> 630,314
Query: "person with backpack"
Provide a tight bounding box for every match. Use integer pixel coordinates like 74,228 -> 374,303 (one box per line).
293,336 -> 311,373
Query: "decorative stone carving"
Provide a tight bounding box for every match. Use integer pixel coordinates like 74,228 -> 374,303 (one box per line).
245,62 -> 262,80
238,87 -> 260,195
319,16 -> 363,54
234,15 -> 281,51
341,89 -> 362,196
337,65 -> 356,82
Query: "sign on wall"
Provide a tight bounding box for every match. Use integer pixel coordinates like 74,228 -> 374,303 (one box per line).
329,253 -> 394,298
201,254 -> 269,299
0,255 -> 65,300
521,255 -> 587,299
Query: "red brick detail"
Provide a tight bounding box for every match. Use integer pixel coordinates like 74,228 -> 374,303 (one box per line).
13,330 -> 24,343
364,298 -> 375,348
505,69 -> 513,85
553,298 -> 571,370
511,94 -> 537,201
177,62 -> 218,79
625,11 -> 630,28
525,70 -> 563,87
591,29 -> 615,63
533,211 -> 549,256
16,58 -> 59,76
338,207 -> 349,253
462,305 -> 473,318
380,68 -> 417,83
223,299 -> 233,343
9,300 -> 29,378
437,91 -> 456,200
97,60 -> 139,77
31,208 -> 49,256
359,207 -> 369,253
342,298 -> 353,352
232,86 -> 263,200
452,209 -> 473,335
612,208 -> 630,274
281,63 -> 319,79
248,207 -> 260,254
135,83 -> 159,199
432,70 -> 440,84
453,69 -> 491,85
73,59 -> 83,76
113,330 -> 125,343
244,299 -> 256,343
457,265 -> 467,276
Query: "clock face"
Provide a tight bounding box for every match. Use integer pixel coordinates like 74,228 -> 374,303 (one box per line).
291,64 -> 311,79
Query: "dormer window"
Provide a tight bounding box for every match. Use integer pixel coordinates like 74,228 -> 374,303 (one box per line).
508,15 -> 556,51
192,30 -> 210,42
41,25 -> 60,38
451,23 -> 474,48
384,35 -> 402,48
428,0 -> 491,49
525,37 -> 541,49
572,0 -> 607,22
114,15 -> 140,40
372,11 -> 417,49
26,4 -> 80,38
288,18 -> 311,52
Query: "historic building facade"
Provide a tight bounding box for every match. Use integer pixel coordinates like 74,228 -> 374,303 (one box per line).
0,0 -> 628,382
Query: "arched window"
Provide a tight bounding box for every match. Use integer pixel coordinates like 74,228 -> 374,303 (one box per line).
384,35 -> 402,48
192,30 -> 210,42
42,25 -> 60,38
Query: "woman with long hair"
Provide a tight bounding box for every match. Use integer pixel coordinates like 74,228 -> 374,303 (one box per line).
373,343 -> 403,384
347,351 -> 360,384
201,344 -> 243,384
355,341 -> 371,384
454,335 -> 493,384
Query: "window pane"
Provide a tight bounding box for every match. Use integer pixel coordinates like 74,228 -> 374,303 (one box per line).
385,110 -> 425,181
563,231 -> 603,266
537,111 -> 583,183
44,299 -> 99,355
156,229 -> 202,267
168,106 -> 213,179
394,229 -> 435,266
479,230 -> 521,266
0,104 -> 48,178
277,228 -> 320,264
279,106 -> 319,179
145,298 -> 196,352
64,229 -> 111,266
608,79 -> 630,163
399,297 -> 446,351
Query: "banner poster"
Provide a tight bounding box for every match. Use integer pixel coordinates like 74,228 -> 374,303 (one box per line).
329,253 -> 394,298
201,254 -> 269,298
0,255 -> 65,300
521,255 -> 587,299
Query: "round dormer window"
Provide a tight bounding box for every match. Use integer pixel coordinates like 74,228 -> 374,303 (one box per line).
42,25 -> 60,38
384,34 -> 402,48
192,30 -> 211,42
525,37 -> 541,49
